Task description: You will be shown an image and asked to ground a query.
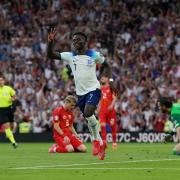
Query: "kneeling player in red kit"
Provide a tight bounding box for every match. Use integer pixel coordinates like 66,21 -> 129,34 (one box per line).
99,75 -> 118,150
49,95 -> 87,153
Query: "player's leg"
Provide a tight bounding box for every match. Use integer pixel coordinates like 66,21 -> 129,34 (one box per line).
84,105 -> 105,157
77,91 -> 100,149
49,144 -> 74,153
8,107 -> 18,147
109,110 -> 117,150
84,105 -> 102,143
76,94 -> 96,152
9,105 -> 16,131
99,112 -> 107,147
48,143 -> 58,153
77,89 -> 105,159
173,127 -> 180,155
76,144 -> 87,152
110,119 -> 117,150
84,89 -> 103,142
100,123 -> 106,144
49,135 -> 74,153
69,134 -> 87,152
84,90 -> 106,160
58,134 -> 75,152
0,108 -> 17,147
2,122 -> 17,148
65,144 -> 75,152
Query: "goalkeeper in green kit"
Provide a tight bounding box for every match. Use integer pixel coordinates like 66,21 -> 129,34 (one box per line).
158,97 -> 180,155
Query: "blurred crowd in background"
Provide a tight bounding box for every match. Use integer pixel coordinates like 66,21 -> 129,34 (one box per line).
0,0 -> 180,133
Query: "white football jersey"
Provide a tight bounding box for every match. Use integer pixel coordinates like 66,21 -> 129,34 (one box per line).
60,50 -> 105,95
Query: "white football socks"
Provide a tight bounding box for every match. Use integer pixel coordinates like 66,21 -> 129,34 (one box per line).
86,115 -> 103,145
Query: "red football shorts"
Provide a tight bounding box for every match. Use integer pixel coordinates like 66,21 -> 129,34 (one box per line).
99,109 -> 116,125
53,132 -> 83,152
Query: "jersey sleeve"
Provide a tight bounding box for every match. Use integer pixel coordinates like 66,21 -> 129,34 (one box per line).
52,108 -> 60,123
59,52 -> 73,63
93,51 -> 105,64
9,87 -> 16,97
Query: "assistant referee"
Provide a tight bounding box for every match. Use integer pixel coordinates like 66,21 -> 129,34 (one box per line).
0,74 -> 18,148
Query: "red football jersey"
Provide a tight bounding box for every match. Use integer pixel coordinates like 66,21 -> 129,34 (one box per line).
52,106 -> 74,136
100,85 -> 114,111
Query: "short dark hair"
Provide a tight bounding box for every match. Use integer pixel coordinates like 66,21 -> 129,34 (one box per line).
158,97 -> 173,108
73,32 -> 87,41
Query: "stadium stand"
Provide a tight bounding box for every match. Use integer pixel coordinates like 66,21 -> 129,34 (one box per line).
0,0 -> 179,133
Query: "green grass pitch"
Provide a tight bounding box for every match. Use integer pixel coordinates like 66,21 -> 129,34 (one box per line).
0,143 -> 180,180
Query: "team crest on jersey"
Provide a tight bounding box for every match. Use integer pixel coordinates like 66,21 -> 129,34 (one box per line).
87,59 -> 93,66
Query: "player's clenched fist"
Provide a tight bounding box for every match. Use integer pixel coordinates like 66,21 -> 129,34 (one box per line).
48,28 -> 57,42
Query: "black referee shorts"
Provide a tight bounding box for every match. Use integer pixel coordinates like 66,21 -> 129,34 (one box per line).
0,105 -> 15,125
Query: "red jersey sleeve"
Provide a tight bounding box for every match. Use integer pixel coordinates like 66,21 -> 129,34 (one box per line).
52,107 -> 61,123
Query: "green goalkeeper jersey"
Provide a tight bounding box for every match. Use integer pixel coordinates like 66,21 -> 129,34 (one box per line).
171,103 -> 180,128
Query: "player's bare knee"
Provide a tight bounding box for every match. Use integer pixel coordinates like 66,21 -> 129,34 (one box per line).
84,105 -> 96,118
82,145 -> 87,152
66,145 -> 74,152
84,111 -> 93,118
67,148 -> 74,153
78,145 -> 87,152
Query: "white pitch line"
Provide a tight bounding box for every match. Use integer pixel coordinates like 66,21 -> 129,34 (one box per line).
29,167 -> 180,170
10,158 -> 180,170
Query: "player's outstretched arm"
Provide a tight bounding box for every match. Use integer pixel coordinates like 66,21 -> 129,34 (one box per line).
99,61 -> 111,78
100,61 -> 118,96
47,28 -> 61,60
